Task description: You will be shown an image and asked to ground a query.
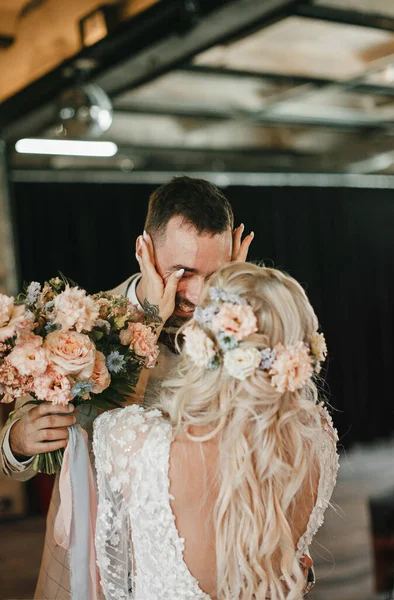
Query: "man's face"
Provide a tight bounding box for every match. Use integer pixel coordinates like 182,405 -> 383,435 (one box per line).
154,216 -> 232,320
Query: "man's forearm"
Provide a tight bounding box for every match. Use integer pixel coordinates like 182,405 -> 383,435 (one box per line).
0,395 -> 38,481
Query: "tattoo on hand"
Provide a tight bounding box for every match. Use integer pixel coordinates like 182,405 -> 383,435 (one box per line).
143,299 -> 163,333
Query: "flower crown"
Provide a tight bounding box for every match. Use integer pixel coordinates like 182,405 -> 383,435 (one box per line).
182,287 -> 327,392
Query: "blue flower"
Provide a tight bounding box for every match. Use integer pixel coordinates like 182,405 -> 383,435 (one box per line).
259,348 -> 276,370
44,320 -> 61,334
208,287 -> 247,306
106,350 -> 126,374
207,354 -> 221,370
217,331 -> 238,352
194,305 -> 218,326
71,381 -> 94,399
26,282 -> 41,306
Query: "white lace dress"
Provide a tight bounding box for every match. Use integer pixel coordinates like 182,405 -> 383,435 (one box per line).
93,405 -> 339,600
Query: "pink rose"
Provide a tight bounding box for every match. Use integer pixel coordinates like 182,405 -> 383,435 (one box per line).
8,338 -> 48,377
91,351 -> 111,394
0,294 -> 27,342
211,303 -> 258,341
120,322 -> 159,368
53,286 -> 99,332
44,330 -> 96,379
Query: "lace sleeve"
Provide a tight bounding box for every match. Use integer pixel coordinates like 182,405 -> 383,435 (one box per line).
296,405 -> 340,558
93,405 -> 163,599
93,409 -> 133,600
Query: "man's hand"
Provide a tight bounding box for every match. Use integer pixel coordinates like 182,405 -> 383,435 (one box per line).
232,224 -> 254,262
136,232 -> 183,326
9,402 -> 76,460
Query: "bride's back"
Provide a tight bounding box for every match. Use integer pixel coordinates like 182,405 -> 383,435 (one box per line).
169,430 -> 220,597
168,424 -> 322,599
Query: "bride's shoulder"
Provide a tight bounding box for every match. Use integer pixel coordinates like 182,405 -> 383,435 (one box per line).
93,406 -> 171,469
94,405 -> 169,444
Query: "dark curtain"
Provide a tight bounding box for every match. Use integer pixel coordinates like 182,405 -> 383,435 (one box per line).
11,181 -> 394,449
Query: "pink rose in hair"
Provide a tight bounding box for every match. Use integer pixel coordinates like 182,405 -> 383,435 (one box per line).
120,322 -> 159,368
53,285 -> 99,332
44,330 -> 96,379
211,302 -> 258,341
269,342 -> 313,393
91,351 -> 111,394
0,294 -> 27,342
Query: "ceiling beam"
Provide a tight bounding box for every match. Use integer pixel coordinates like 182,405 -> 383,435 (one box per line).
181,65 -> 394,97
110,107 -> 392,132
294,3 -> 394,32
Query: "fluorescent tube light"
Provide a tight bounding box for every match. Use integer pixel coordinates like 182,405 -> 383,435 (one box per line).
15,139 -> 118,157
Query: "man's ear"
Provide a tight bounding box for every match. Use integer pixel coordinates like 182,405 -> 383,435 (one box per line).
135,235 -> 143,259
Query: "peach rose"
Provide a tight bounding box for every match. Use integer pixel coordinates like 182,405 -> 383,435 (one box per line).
0,294 -> 26,342
44,330 -> 96,379
53,285 -> 99,332
91,351 -> 111,394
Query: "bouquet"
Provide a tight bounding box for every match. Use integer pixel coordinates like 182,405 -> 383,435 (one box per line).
0,276 -> 160,474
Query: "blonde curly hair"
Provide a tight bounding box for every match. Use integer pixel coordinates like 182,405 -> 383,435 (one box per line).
157,262 -> 331,600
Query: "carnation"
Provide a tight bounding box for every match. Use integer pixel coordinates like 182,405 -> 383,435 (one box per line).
0,295 -> 27,342
211,302 -> 258,341
53,285 -> 99,332
0,362 -> 32,400
223,346 -> 261,380
120,322 -> 159,368
33,367 -> 73,405
183,325 -> 216,368
269,342 -> 313,393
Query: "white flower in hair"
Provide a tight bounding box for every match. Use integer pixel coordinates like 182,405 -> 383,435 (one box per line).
183,325 -> 216,368
309,332 -> 327,363
223,346 -> 261,381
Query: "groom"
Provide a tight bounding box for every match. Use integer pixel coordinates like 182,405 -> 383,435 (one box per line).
0,176 -> 254,598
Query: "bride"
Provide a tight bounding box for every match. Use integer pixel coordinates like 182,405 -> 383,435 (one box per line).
93,260 -> 339,600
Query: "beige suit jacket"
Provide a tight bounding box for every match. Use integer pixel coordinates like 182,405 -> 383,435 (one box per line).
0,274 -> 180,599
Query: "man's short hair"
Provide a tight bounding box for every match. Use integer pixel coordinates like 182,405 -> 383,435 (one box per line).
145,176 -> 234,243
